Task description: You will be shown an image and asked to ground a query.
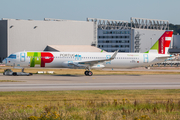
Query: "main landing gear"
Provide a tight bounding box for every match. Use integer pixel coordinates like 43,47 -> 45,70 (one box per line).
84,66 -> 93,76
84,71 -> 93,76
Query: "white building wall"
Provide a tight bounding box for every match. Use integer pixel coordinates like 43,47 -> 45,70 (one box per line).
7,19 -> 94,56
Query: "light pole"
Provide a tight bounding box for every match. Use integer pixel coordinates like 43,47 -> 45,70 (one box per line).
150,38 -> 153,47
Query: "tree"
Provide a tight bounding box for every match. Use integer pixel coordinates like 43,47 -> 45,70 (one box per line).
169,24 -> 180,35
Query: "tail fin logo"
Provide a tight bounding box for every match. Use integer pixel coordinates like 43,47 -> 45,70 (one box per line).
159,36 -> 164,54
145,30 -> 173,54
158,31 -> 173,54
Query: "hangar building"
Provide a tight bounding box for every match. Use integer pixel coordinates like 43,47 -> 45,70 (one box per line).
87,18 -> 169,53
0,18 -> 95,62
169,35 -> 180,53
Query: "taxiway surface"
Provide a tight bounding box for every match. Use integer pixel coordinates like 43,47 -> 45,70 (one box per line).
0,73 -> 180,91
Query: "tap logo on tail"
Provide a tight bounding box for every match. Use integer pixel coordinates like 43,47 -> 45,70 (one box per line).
145,30 -> 173,54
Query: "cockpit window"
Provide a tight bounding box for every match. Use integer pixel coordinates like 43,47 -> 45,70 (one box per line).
8,54 -> 16,59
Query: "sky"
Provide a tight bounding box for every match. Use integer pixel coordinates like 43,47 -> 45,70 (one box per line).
0,0 -> 180,24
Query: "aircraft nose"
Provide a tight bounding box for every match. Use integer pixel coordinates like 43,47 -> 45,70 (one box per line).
2,59 -> 7,64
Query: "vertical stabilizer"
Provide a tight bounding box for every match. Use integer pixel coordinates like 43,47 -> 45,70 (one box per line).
145,30 -> 173,54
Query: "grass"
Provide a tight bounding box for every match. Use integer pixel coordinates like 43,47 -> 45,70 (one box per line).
0,80 -> 24,82
0,90 -> 180,119
1,67 -> 180,75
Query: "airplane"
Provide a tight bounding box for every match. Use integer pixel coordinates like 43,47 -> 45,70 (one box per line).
2,30 -> 174,76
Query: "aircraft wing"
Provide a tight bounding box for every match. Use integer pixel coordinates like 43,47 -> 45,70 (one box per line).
68,50 -> 119,68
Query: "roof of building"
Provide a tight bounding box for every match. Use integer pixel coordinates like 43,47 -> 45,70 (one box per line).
44,45 -> 106,52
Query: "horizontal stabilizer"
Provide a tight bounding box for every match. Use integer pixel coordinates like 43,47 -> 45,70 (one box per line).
156,55 -> 174,59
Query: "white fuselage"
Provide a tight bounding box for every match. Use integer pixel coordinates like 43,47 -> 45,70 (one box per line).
3,51 -> 171,69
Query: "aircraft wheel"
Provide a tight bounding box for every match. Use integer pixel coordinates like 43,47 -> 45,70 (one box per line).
84,71 -> 89,76
88,71 -> 93,76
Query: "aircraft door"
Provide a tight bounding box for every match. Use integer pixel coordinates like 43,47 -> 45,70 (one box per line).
106,55 -> 111,64
20,53 -> 25,62
143,54 -> 149,63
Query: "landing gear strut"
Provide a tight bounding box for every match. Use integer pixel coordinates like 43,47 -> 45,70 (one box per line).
22,68 -> 24,72
84,71 -> 93,76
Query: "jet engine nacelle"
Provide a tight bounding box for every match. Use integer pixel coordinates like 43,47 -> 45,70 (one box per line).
91,64 -> 105,69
